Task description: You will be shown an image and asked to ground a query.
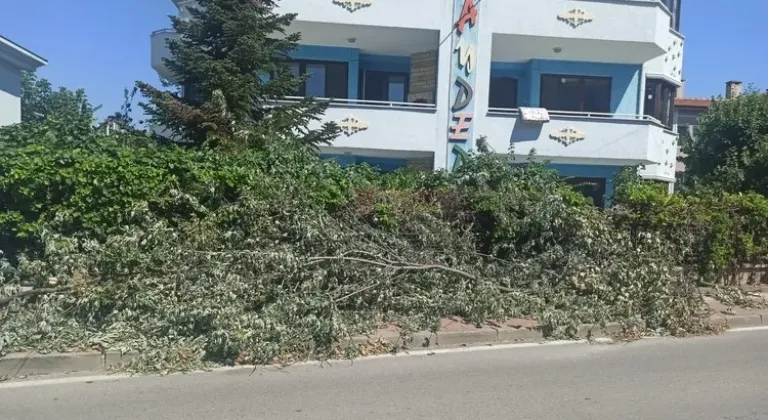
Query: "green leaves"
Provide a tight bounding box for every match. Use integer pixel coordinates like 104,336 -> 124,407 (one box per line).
682,91 -> 768,194
19,72 -> 99,143
614,177 -> 768,284
0,125 -> 710,370
137,0 -> 339,150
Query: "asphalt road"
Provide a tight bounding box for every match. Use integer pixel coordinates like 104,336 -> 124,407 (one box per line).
3,329 -> 768,420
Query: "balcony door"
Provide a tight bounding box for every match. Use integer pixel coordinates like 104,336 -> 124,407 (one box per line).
644,79 -> 676,128
360,70 -> 408,103
540,75 -> 612,114
488,77 -> 518,109
288,60 -> 348,99
661,0 -> 681,31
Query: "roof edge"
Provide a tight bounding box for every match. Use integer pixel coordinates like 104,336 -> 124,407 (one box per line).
0,35 -> 47,70
674,98 -> 713,108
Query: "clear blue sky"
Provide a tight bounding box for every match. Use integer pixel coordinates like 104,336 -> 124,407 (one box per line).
1,0 -> 765,119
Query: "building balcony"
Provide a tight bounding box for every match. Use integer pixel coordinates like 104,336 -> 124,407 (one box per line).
282,97 -> 438,157
276,0 -> 444,30
488,0 -> 676,64
482,108 -> 676,166
637,124 -> 679,182
150,28 -> 177,81
644,28 -> 685,86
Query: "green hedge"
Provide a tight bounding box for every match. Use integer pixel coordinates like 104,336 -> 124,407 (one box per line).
0,131 -> 709,370
613,175 -> 768,284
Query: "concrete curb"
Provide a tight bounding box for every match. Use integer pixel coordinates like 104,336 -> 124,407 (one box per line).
1,314 -> 764,379
350,322 -> 623,349
0,350 -> 138,379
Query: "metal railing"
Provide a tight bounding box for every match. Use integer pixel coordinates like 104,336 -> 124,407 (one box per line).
669,27 -> 685,40
487,107 -> 666,125
280,96 -> 437,111
151,28 -> 176,36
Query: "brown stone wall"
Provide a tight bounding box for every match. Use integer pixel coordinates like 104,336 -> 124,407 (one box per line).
408,50 -> 438,104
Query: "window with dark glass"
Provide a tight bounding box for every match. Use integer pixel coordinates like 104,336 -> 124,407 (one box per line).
283,60 -> 348,99
661,0 -> 681,31
182,83 -> 204,105
563,177 -> 606,208
361,71 -> 408,102
488,77 -> 518,109
644,79 -> 676,128
540,75 -> 611,113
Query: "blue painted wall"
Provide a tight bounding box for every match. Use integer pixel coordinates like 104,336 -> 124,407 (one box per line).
359,54 -> 410,74
287,47 -> 412,100
511,163 -> 621,206
283,49 -> 641,113
490,62 -> 529,107
549,163 -> 621,206
490,60 -> 642,114
322,154 -> 408,172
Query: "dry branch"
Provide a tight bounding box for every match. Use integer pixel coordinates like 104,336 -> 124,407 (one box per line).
0,286 -> 72,307
306,255 -> 515,292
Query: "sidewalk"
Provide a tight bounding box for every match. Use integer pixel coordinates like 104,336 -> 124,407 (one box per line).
2,289 -> 767,379
700,286 -> 768,328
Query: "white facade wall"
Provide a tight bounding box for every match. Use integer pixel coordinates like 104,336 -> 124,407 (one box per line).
0,37 -> 47,127
0,62 -> 22,126
152,0 -> 683,184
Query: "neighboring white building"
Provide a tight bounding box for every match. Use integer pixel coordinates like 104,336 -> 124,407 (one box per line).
152,0 -> 684,204
0,35 -> 47,126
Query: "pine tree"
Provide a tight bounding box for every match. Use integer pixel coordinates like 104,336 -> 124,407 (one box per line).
136,0 -> 339,149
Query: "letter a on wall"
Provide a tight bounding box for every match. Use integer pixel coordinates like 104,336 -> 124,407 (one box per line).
447,0 -> 479,170
455,0 -> 478,34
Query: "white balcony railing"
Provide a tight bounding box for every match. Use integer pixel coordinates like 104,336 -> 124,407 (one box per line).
278,97 -> 438,153
150,29 -> 177,80
276,0 -> 443,30
483,108 -> 677,165
280,97 -> 437,111
644,28 -> 685,85
487,108 -> 665,125
488,0 -> 673,64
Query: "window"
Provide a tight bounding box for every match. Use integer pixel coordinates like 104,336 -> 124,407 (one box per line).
679,125 -> 695,143
644,79 -> 676,128
361,71 -> 408,102
182,83 -> 204,105
540,75 -> 611,113
488,77 -> 518,109
305,64 -> 327,97
661,0 -> 681,31
563,177 -> 606,208
285,60 -> 348,99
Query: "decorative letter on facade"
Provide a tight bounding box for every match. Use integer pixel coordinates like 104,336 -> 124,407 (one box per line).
447,0 -> 480,170
332,0 -> 373,12
337,116 -> 369,136
454,39 -> 477,75
550,127 -> 586,146
557,9 -> 593,28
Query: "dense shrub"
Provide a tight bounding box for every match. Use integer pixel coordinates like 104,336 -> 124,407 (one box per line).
0,133 -> 359,258
681,91 -> 768,195
0,133 -> 708,372
613,170 -> 768,284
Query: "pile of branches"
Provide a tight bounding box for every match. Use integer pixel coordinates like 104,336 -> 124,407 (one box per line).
0,144 -> 707,372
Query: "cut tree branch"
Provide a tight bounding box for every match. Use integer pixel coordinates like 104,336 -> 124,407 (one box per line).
0,286 -> 72,307
306,256 -> 515,292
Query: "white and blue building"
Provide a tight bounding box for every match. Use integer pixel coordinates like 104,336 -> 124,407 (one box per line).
152,0 -> 684,204
0,36 -> 47,126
